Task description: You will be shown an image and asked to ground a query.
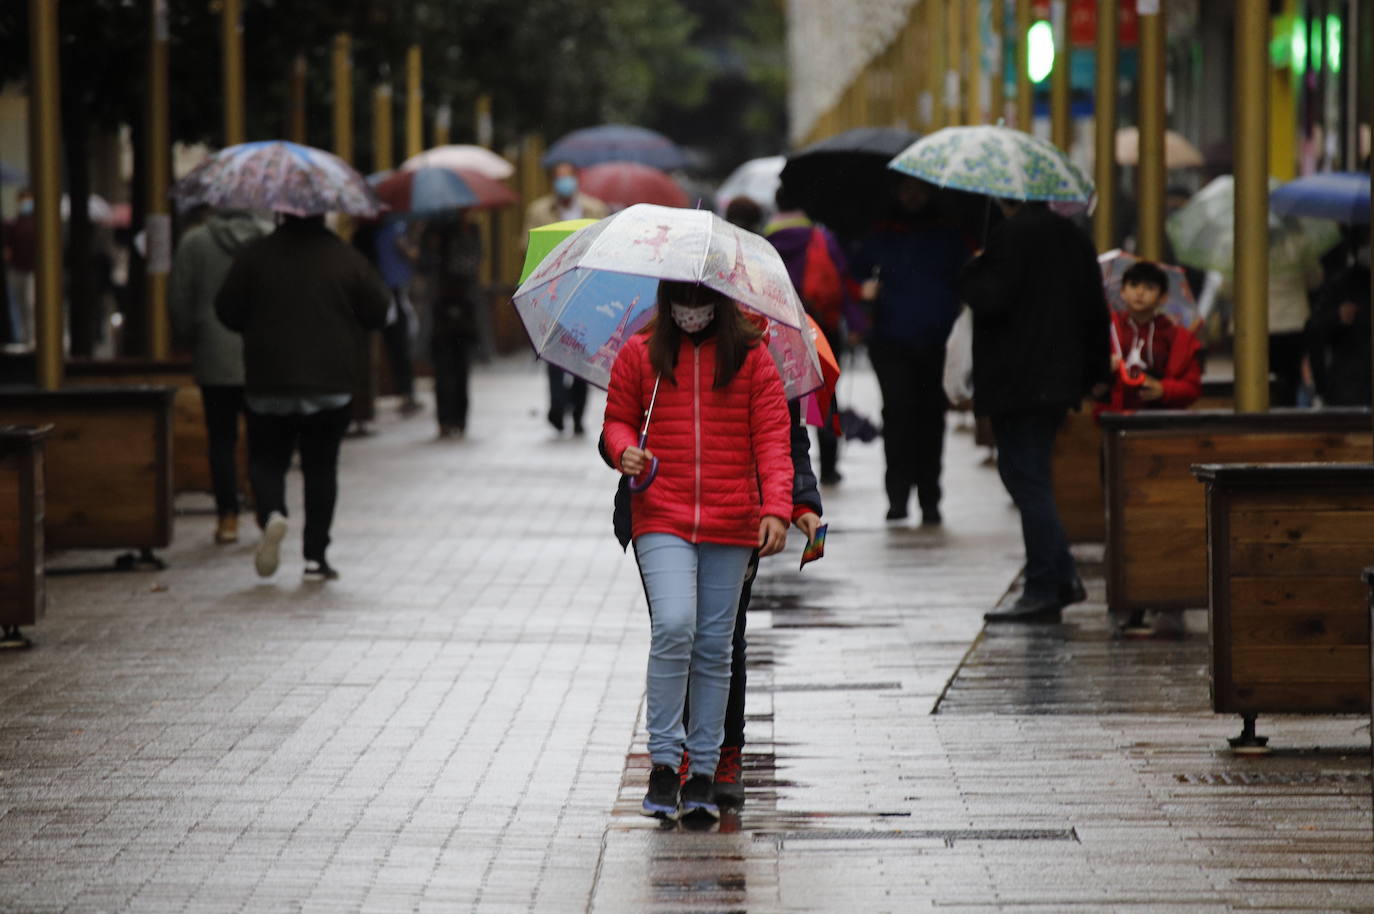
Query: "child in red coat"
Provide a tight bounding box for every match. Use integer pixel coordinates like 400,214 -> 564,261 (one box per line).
1101,260 -> 1203,415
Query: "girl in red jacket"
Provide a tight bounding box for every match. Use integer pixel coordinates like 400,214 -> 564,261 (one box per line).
1101,260 -> 1203,414
604,280 -> 794,821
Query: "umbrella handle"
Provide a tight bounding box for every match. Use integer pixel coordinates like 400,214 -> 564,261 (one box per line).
627,432 -> 659,493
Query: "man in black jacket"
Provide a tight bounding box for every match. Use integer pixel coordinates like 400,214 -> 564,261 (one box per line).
215,215 -> 390,580
959,201 -> 1111,622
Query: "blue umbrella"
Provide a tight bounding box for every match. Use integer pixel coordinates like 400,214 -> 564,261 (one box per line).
543,124 -> 688,171
0,161 -> 26,186
1270,171 -> 1370,225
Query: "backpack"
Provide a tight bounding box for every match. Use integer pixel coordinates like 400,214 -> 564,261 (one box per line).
800,227 -> 844,334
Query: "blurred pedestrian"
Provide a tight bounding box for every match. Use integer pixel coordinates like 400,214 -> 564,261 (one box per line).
374,218 -> 423,416
1262,229 -> 1327,407
3,188 -> 35,347
722,196 -> 764,235
849,176 -> 969,524
1307,228 -> 1372,407
420,213 -> 483,438
215,214 -> 390,581
168,208 -> 270,544
764,185 -> 856,484
525,161 -> 608,435
603,280 -> 792,822
960,200 -> 1111,623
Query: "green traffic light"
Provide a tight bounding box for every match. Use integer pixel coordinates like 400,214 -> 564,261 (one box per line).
1326,14 -> 1341,74
1028,20 -> 1054,84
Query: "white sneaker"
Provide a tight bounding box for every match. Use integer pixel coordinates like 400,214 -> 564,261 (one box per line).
255,512 -> 288,578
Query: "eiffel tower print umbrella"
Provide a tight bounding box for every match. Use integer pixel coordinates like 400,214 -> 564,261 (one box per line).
511,204 -> 823,400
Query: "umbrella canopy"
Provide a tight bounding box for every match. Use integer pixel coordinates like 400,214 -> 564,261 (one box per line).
512,204 -> 823,400
1270,171 -> 1371,225
520,218 -> 598,284
1098,250 -> 1201,334
715,155 -> 786,214
373,166 -> 517,217
889,125 -> 1096,203
578,161 -> 688,210
543,124 -> 688,171
400,144 -> 515,181
1114,127 -> 1204,168
1166,175 -> 1341,276
173,141 -> 382,218
0,161 -> 26,186
799,314 -> 842,432
779,127 -> 921,241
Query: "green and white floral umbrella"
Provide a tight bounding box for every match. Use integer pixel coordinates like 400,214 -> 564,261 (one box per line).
887,125 -> 1095,203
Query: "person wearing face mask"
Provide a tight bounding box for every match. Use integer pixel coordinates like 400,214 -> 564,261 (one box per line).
2,189 -> 36,347
524,162 -> 609,435
603,280 -> 793,823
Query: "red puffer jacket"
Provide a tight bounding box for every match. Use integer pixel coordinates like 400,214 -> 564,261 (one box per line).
603,333 -> 794,548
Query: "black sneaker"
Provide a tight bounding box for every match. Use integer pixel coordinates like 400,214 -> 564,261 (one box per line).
1060,576 -> 1087,606
712,745 -> 744,810
680,773 -> 719,821
641,764 -> 680,820
303,560 -> 339,581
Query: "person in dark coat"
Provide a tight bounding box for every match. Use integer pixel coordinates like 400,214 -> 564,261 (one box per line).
849,177 -> 970,524
419,214 -> 483,438
959,200 -> 1111,623
1307,232 -> 1372,408
215,214 -> 390,581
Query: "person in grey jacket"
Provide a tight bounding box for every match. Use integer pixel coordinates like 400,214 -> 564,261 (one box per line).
169,209 -> 270,545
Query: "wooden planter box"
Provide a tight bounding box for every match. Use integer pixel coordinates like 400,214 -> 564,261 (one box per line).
0,426 -> 49,635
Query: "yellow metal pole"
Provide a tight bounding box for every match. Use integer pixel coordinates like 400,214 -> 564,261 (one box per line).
288,54 -> 307,144
1050,0 -> 1071,150
332,34 -> 354,164
945,0 -> 963,126
1093,0 -> 1119,252
147,0 -> 171,359
28,0 -> 62,389
372,83 -> 394,173
1016,0 -> 1033,130
1234,0 -> 1270,413
965,0 -> 982,124
222,0 -> 245,145
991,0 -> 1006,123
928,0 -> 947,131
405,44 -> 423,158
475,94 -> 493,149
433,103 -> 451,146
1136,0 -> 1166,260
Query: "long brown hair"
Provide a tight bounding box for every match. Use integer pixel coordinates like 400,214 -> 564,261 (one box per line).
643,280 -> 763,389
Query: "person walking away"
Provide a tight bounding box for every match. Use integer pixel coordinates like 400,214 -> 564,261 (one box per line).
374,217 -> 422,416
3,189 -> 36,347
1247,228 -> 1325,407
764,185 -> 859,485
850,177 -> 970,523
168,208 -> 270,544
959,200 -> 1111,623
723,196 -> 764,235
525,161 -> 608,434
215,214 -> 389,580
1306,229 -> 1371,408
603,280 -> 793,821
420,213 -> 483,439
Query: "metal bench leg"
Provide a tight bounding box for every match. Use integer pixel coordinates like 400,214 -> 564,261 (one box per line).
113,548 -> 166,572
0,626 -> 32,650
1228,714 -> 1271,755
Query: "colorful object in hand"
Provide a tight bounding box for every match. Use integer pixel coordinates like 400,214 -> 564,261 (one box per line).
799,523 -> 828,570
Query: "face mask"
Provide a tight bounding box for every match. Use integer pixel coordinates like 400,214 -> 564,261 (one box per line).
553,175 -> 578,199
671,303 -> 715,333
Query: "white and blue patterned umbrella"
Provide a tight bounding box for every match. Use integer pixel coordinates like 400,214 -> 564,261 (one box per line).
888,125 -> 1096,204
172,141 -> 382,218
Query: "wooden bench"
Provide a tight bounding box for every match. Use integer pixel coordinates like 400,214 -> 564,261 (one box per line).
1052,379 -> 1248,544
66,358 -> 248,498
0,426 -> 48,647
0,386 -> 175,569
1101,409 -> 1372,621
1193,463 -> 1374,753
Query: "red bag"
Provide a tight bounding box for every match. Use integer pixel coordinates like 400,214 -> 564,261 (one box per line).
801,227 -> 844,334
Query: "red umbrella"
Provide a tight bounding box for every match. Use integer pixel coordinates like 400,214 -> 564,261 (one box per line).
577,161 -> 688,209
800,315 -> 842,433
373,166 -> 518,216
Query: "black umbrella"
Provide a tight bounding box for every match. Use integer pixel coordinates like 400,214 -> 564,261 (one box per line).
779,127 -> 921,241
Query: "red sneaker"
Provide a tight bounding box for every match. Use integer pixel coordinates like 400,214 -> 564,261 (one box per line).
677,749 -> 690,786
713,745 -> 744,809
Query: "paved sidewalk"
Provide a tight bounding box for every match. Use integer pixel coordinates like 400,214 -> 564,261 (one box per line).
0,355 -> 1370,913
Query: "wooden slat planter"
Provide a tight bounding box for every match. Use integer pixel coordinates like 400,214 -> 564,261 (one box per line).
0,386 -> 175,567
0,426 -> 48,647
1101,409 -> 1372,619
1194,463 -> 1374,752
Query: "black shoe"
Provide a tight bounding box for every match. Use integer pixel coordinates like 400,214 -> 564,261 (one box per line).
546,408 -> 564,433
820,471 -> 842,485
572,416 -> 585,436
680,773 -> 719,821
712,746 -> 744,810
641,764 -> 680,820
921,509 -> 942,526
1060,576 -> 1087,606
303,560 -> 339,581
885,507 -> 908,522
984,595 -> 1062,623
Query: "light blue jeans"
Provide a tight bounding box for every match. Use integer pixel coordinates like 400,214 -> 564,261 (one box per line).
635,533 -> 752,775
